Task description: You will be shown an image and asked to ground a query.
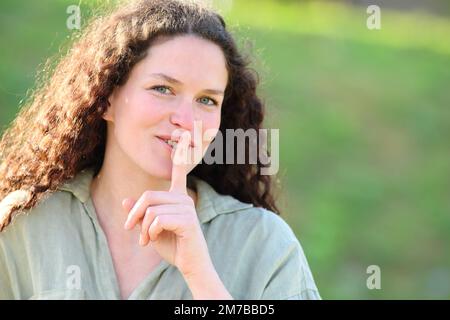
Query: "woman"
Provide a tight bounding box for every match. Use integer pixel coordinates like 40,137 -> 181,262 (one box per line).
0,0 -> 320,299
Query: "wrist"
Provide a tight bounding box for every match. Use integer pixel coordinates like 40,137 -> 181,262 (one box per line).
183,265 -> 233,300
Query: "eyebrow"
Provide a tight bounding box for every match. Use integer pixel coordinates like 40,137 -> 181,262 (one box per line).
148,73 -> 225,96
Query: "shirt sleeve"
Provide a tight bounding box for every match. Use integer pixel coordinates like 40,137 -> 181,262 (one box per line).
260,239 -> 321,300
0,238 -> 14,299
0,190 -> 31,300
258,211 -> 321,300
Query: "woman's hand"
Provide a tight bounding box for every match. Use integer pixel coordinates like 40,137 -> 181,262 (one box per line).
122,132 -> 213,278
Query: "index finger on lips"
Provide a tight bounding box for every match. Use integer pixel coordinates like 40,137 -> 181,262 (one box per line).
169,131 -> 190,194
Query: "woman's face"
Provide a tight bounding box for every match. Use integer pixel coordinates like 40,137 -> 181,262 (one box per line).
103,34 -> 228,180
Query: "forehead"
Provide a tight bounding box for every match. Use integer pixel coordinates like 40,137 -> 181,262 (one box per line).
134,34 -> 229,87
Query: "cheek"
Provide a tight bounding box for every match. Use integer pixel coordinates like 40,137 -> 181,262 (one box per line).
199,112 -> 221,148
116,92 -> 167,128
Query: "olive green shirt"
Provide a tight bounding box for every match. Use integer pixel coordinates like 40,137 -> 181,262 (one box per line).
0,168 -> 320,300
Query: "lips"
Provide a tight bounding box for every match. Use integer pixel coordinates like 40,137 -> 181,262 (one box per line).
157,136 -> 175,151
156,135 -> 196,148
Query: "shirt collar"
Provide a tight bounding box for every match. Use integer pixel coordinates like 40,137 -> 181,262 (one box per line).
58,168 -> 254,224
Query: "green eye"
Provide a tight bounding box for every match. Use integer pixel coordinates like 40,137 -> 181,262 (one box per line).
150,86 -> 218,106
151,86 -> 171,94
199,97 -> 218,106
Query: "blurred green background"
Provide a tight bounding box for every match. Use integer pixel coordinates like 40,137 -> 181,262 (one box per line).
0,0 -> 449,299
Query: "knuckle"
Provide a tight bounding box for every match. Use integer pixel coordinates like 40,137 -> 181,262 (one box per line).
184,214 -> 195,226
183,204 -> 196,215
154,215 -> 162,225
182,195 -> 195,206
143,190 -> 153,200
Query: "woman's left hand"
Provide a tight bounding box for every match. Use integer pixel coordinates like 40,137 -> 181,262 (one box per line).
122,132 -> 213,278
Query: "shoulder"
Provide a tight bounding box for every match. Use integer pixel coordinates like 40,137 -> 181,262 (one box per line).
208,204 -> 321,299
213,204 -> 300,248
0,189 -> 82,299
0,168 -> 94,235
0,189 -> 74,240
193,177 -> 298,245
208,200 -> 308,269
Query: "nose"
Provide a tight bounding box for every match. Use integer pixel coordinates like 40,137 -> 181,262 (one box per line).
169,99 -> 195,132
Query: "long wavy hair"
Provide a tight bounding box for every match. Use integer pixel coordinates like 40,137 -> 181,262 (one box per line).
0,0 -> 280,232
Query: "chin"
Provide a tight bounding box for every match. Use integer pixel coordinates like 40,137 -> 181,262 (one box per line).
134,158 -> 171,180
